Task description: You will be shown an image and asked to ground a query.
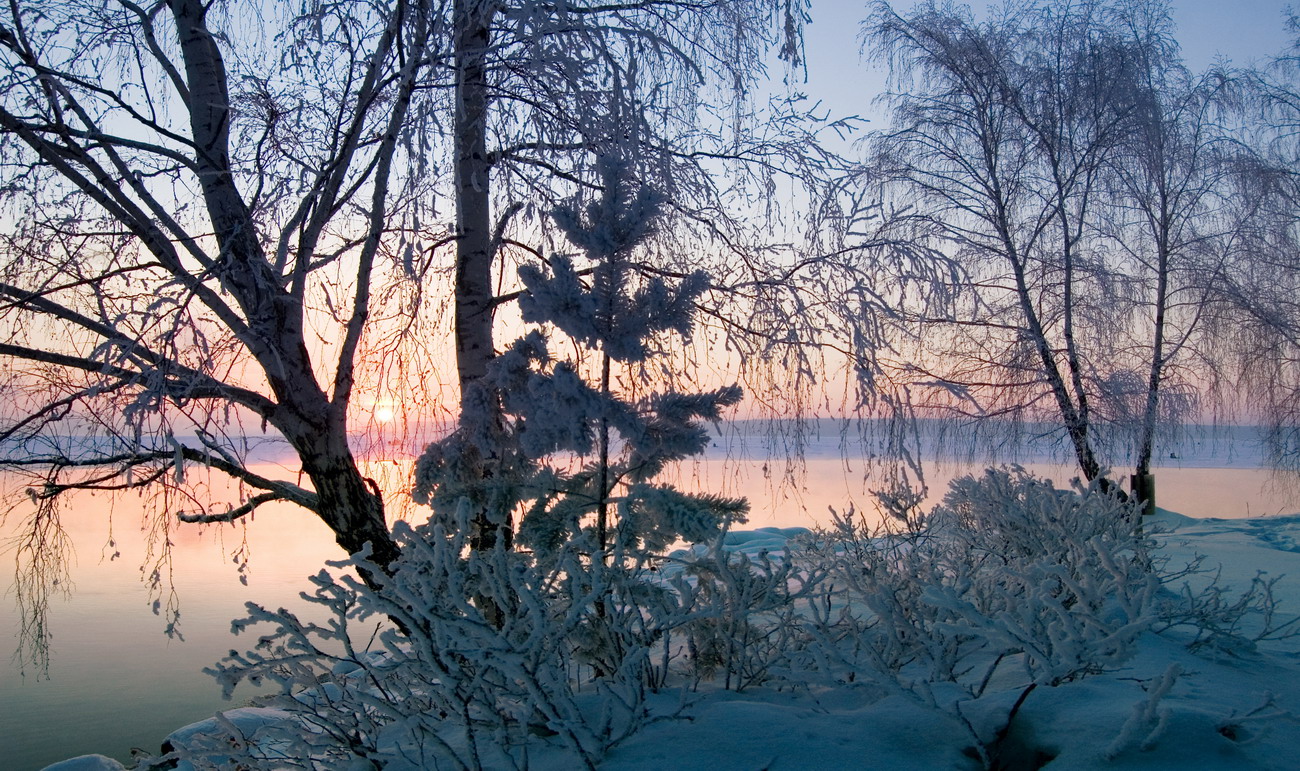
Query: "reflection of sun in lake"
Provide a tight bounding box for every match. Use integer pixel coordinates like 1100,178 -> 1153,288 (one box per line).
375,405 -> 395,423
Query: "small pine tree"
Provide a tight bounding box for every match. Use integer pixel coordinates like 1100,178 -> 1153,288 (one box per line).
414,157 -> 747,565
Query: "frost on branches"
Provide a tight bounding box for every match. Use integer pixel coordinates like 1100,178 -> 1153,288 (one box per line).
414,157 -> 748,562
793,467 -> 1160,767
175,162 -> 760,770
164,460 -> 1299,770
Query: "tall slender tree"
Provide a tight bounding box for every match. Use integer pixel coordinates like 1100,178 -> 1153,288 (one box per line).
1097,13 -> 1240,500
865,0 -> 1140,482
860,0 -> 1249,495
1229,13 -> 1300,472
416,156 -> 747,565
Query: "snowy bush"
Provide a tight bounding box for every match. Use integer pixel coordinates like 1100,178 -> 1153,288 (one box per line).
666,539 -> 826,691
190,502 -> 682,770
197,510 -> 700,768
1154,561 -> 1300,655
1105,663 -> 1181,759
792,467 -> 1158,767
151,462 -> 1300,770
176,513 -> 836,770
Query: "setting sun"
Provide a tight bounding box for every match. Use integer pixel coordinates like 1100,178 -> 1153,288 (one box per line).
375,406 -> 395,423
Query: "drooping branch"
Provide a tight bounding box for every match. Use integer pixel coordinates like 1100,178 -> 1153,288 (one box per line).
0,342 -> 279,420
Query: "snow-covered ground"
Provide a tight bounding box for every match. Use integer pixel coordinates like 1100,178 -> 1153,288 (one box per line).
45,498 -> 1300,771
591,510 -> 1300,771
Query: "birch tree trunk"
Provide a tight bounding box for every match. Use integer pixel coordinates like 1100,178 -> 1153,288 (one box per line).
169,0 -> 404,575
453,0 -> 497,398
452,0 -> 512,551
0,0 -> 424,597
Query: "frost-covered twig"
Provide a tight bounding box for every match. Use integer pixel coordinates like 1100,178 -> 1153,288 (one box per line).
1156,567 -> 1300,655
1105,663 -> 1181,759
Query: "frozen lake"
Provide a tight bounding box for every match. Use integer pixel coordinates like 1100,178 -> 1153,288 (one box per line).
3,422 -> 1298,769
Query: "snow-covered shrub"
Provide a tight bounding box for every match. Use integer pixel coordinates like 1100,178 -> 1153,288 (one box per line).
924,467 -> 1157,686
185,522 -> 824,769
194,501 -> 684,770
792,467 -> 1157,767
1214,692 -> 1294,746
667,539 -> 825,691
1154,563 -> 1300,655
1105,663 -> 1181,759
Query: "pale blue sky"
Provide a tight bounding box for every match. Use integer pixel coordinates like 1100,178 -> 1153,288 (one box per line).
799,0 -> 1294,126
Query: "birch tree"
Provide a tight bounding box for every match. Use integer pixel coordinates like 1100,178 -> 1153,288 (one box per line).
1096,16 -> 1241,498
865,0 -> 1141,482
0,0 -> 438,668
1229,15 -> 1300,471
861,0 -> 1246,494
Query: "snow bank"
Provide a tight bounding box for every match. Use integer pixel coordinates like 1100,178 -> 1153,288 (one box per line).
39,756 -> 126,771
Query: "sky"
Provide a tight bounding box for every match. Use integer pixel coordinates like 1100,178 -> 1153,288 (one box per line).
799,0 -> 1295,130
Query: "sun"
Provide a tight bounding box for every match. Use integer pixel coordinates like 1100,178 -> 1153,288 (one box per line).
375,406 -> 396,423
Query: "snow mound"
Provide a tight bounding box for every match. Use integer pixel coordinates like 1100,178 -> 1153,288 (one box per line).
39,755 -> 126,771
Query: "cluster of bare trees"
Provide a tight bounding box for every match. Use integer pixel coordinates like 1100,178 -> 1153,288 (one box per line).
0,0 -> 864,669
853,0 -> 1300,499
5,0 -> 1300,670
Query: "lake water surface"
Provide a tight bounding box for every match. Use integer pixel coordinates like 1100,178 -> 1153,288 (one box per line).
3,426 -> 1298,769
